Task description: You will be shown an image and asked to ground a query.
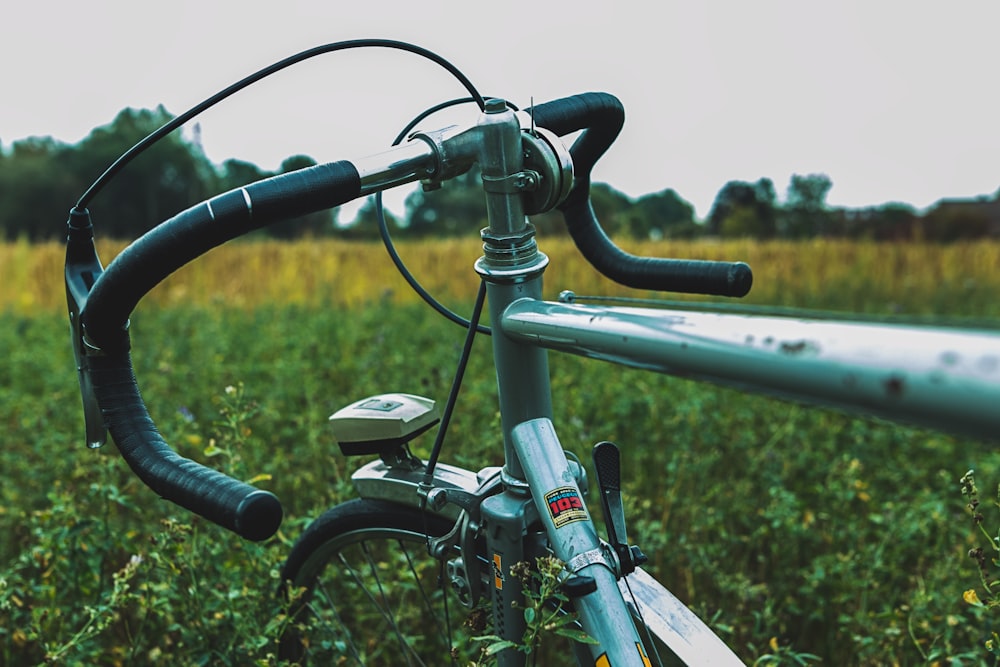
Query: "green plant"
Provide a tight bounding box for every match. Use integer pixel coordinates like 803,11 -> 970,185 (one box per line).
5,239 -> 1000,664
752,636 -> 820,666
468,556 -> 597,666
959,470 -> 1000,663
0,384 -> 297,666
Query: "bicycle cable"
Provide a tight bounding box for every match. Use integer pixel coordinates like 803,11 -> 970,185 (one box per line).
558,292 -> 1000,330
421,279 -> 488,488
75,39 -> 485,211
374,96 -> 523,336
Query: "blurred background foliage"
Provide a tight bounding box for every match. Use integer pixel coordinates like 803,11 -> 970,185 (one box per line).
2,106 -> 998,242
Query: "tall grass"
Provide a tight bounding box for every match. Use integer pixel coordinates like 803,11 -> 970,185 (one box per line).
5,237 -> 1000,316
2,238 -> 999,664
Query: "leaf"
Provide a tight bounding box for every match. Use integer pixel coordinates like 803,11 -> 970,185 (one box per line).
247,473 -> 273,485
485,640 -> 518,656
554,628 -> 600,644
523,607 -> 536,625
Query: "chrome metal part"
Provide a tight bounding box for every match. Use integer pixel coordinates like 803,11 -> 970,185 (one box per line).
446,556 -> 475,607
351,458 -> 480,521
622,568 -> 744,666
481,169 -> 541,195
502,299 -> 1000,440
485,280 -> 555,482
474,241 -> 549,283
476,99 -> 529,238
424,471 -> 503,515
409,123 -> 482,188
565,542 -> 617,576
355,139 -> 438,195
519,126 -> 573,215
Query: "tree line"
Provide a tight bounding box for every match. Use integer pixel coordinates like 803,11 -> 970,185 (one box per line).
2,106 -> 998,242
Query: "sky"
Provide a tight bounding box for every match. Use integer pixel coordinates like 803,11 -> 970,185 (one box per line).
2,0 -> 998,220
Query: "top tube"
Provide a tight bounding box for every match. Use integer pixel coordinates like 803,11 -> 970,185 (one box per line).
501,299 -> 1000,441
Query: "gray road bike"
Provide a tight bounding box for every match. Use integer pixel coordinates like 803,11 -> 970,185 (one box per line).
65,40 -> 1000,666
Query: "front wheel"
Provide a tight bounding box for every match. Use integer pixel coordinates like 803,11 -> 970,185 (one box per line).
276,498 -> 684,666
276,499 -> 480,665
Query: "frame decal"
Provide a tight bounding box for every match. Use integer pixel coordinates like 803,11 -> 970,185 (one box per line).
544,486 -> 587,528
492,553 -> 504,590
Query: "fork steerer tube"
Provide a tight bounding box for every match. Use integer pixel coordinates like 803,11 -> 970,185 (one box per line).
486,281 -> 554,481
471,100 -> 557,481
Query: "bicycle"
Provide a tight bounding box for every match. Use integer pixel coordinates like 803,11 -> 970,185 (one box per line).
64,39 -> 1000,666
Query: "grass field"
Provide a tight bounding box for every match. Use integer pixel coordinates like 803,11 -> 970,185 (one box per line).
2,237 -> 999,665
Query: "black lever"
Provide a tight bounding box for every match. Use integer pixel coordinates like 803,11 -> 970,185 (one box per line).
593,441 -> 647,576
65,207 -> 108,449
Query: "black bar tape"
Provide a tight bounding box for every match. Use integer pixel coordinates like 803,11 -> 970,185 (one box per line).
530,93 -> 752,297
79,159 -> 360,539
89,349 -> 282,541
562,197 -> 753,297
83,160 -> 360,350
528,92 -> 624,209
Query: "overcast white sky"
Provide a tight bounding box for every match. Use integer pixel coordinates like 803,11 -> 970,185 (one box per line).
2,0 -> 998,219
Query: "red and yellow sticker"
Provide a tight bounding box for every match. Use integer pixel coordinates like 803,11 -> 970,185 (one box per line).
544,486 -> 588,528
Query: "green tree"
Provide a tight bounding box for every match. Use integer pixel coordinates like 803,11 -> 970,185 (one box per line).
626,188 -> 697,239
404,167 -> 487,237
920,199 -> 995,242
217,158 -> 271,191
342,197 -> 404,239
586,182 -> 633,236
530,182 -> 633,238
782,173 -> 833,238
840,203 -> 918,240
0,136 -> 80,240
706,178 -> 777,238
720,204 -> 771,238
72,106 -> 217,239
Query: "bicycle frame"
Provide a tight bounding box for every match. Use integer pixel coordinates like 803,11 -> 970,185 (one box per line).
351,99 -> 1000,665
355,98 -> 732,664
501,299 -> 1000,441
67,69 -> 1000,664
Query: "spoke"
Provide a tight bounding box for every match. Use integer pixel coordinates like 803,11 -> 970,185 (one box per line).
308,577 -> 363,663
401,540 -> 454,652
280,514 -> 474,666
357,540 -> 428,667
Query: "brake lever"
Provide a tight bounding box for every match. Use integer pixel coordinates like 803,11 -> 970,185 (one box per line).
65,207 -> 108,449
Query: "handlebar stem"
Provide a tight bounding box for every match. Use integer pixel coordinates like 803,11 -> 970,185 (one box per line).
472,99 -> 552,283
476,99 -> 529,238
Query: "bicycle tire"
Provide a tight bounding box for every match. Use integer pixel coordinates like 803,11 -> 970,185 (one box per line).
276,498 -> 683,666
277,498 -> 482,665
